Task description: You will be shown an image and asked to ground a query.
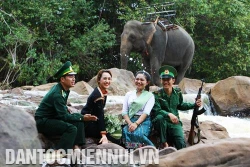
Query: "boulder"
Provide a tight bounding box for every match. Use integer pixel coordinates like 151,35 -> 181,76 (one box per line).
31,82 -> 57,91
88,68 -> 136,96
11,88 -> 24,95
70,81 -> 94,95
149,86 -> 160,92
21,85 -> 34,90
132,146 -> 158,165
182,119 -> 230,145
144,138 -> 250,167
178,78 -> 214,94
211,76 -> 250,116
0,104 -> 42,166
203,83 -> 215,94
104,103 -> 123,115
198,120 -> 230,140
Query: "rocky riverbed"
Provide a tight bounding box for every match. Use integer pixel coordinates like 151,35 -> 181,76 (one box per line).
1,68 -> 250,166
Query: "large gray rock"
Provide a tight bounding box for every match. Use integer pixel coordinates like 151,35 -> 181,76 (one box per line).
182,118 -> 230,146
70,81 -> 94,95
211,76 -> 250,116
144,138 -> 250,167
31,82 -> 57,91
11,88 -> 24,95
178,78 -> 215,94
0,104 -> 42,167
88,68 -> 136,96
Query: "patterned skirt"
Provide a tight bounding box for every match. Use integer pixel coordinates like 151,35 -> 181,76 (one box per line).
122,116 -> 154,149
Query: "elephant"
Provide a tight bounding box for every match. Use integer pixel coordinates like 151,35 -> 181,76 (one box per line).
120,20 -> 195,86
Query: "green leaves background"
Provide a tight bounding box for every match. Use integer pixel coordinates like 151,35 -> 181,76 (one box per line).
0,0 -> 249,87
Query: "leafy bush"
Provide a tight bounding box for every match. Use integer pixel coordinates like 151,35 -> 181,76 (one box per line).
104,114 -> 122,134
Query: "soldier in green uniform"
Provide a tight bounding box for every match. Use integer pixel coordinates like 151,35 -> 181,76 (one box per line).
151,65 -> 201,150
35,61 -> 97,153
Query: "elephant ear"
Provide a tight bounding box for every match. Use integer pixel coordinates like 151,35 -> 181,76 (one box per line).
141,22 -> 156,45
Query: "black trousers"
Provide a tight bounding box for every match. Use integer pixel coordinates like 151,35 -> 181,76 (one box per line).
84,121 -> 121,145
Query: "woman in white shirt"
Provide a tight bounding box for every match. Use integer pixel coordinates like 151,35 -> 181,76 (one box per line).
122,71 -> 155,149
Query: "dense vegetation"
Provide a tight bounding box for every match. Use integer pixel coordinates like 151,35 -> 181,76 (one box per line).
0,0 -> 249,88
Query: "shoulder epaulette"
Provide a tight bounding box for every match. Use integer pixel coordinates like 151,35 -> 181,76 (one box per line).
174,87 -> 181,93
153,88 -> 163,97
153,90 -> 159,94
61,90 -> 66,98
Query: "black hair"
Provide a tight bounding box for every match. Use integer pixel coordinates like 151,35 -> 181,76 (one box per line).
135,70 -> 151,91
135,70 -> 151,82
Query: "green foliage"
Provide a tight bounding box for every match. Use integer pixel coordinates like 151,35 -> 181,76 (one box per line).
0,0 -> 249,86
117,0 -> 149,22
104,114 -> 122,134
175,0 -> 250,82
0,0 -> 116,86
125,52 -> 143,73
116,0 -> 250,82
70,21 -> 116,80
18,49 -> 62,86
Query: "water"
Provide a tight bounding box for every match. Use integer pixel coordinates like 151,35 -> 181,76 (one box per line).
2,91 -> 249,138
107,94 -> 250,138
181,94 -> 250,138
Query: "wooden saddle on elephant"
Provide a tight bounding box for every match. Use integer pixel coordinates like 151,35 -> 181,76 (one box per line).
138,1 -> 177,31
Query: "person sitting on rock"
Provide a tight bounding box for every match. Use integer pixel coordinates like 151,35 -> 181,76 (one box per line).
151,65 -> 201,150
35,61 -> 97,154
122,70 -> 155,149
81,69 -> 119,145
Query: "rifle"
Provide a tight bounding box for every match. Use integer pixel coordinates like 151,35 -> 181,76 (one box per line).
188,79 -> 206,145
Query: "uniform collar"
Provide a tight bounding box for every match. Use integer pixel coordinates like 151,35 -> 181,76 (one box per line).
59,83 -> 70,93
98,87 -> 108,96
172,88 -> 179,95
161,87 -> 178,96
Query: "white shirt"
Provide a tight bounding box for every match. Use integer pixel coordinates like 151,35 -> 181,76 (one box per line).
122,90 -> 155,116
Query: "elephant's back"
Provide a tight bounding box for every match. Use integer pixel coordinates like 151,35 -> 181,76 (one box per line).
124,20 -> 142,28
166,26 -> 193,44
163,25 -> 195,66
165,25 -> 194,53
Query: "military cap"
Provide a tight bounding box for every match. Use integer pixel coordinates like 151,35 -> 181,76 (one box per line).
54,61 -> 77,78
159,65 -> 177,78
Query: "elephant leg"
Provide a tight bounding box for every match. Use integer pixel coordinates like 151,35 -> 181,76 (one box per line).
150,56 -> 161,86
175,66 -> 188,84
142,58 -> 150,73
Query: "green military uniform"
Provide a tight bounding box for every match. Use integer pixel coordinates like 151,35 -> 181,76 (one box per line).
151,88 -> 194,149
151,65 -> 195,150
35,61 -> 85,152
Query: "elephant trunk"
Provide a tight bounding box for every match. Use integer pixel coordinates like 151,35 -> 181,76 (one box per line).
120,42 -> 132,69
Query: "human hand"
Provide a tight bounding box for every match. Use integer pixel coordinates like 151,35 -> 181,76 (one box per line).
168,113 -> 179,124
99,135 -> 108,144
67,107 -> 73,114
83,114 -> 98,121
128,123 -> 138,132
195,98 -> 202,107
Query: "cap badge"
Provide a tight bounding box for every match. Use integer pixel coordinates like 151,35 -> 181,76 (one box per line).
164,70 -> 169,74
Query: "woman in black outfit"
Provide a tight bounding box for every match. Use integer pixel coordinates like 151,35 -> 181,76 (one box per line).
81,69 -> 118,144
